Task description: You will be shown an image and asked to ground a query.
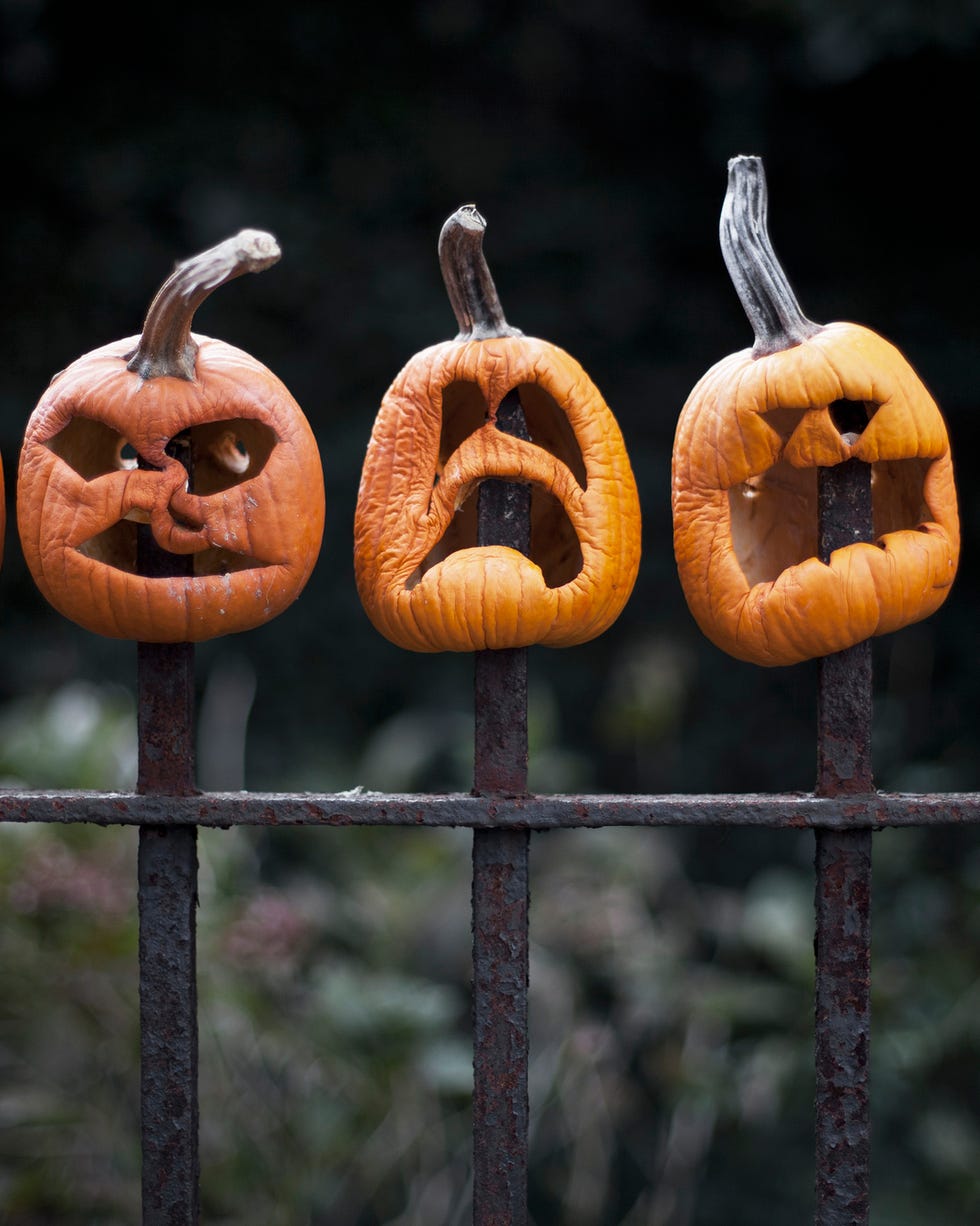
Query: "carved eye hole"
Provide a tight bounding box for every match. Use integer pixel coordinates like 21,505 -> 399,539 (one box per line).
44,417 -> 277,492
762,401 -> 879,445
761,407 -> 808,442
185,419 -> 277,494
437,382 -> 488,484
517,383 -> 587,489
45,416 -> 135,479
830,398 -> 878,441
209,431 -> 250,474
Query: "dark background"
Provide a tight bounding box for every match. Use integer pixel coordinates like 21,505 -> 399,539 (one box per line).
2,3 -> 980,1222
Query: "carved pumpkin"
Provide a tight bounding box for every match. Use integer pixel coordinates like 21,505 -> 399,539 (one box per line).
671,156 -> 959,667
18,230 -> 325,642
354,204 -> 642,653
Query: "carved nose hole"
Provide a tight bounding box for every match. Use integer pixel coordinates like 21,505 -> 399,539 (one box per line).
830,398 -> 875,440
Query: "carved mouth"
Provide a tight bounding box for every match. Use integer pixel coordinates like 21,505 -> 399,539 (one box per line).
728,456 -> 936,586
75,522 -> 267,577
406,478 -> 584,591
728,393 -> 936,587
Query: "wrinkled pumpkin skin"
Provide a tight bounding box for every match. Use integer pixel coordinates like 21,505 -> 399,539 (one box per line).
672,322 -> 959,666
355,335 -> 642,652
18,333 -> 325,642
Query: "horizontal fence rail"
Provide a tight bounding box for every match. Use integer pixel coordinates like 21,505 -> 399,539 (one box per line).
2,789 -> 979,828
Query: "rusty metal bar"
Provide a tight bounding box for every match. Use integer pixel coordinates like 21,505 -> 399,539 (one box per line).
2,789 -> 979,829
471,825 -> 530,1224
472,387 -> 531,1225
814,449 -> 874,1226
137,438 -> 200,1225
137,801 -> 200,1225
816,450 -> 874,797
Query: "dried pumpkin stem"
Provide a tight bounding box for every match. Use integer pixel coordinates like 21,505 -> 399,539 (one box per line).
126,229 -> 281,381
721,155 -> 822,358
438,205 -> 523,342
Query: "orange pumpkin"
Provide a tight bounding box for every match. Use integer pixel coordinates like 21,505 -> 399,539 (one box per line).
354,204 -> 641,653
18,230 -> 325,642
671,156 -> 959,667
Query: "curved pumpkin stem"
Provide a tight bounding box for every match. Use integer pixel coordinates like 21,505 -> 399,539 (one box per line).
126,229 -> 281,381
721,155 -> 822,358
438,205 -> 523,342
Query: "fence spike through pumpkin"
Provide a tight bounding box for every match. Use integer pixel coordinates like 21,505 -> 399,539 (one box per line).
353,205 -> 642,652
17,230 -> 325,642
671,156 -> 959,666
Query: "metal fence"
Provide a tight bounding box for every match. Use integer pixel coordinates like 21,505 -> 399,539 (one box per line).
0,438 -> 973,1226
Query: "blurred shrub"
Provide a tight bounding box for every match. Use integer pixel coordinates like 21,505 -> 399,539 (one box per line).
1,681 -> 980,1224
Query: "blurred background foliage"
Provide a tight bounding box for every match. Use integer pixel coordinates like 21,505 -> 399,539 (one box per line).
2,0 -> 980,1221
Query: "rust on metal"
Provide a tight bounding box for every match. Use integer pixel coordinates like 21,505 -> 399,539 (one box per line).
137,642 -> 196,796
474,647 -> 528,797
136,433 -> 201,1225
138,825 -> 200,1225
817,449 -> 874,795
472,385 -> 531,1224
474,388 -> 531,797
814,829 -> 872,1225
813,451 -> 874,1226
136,434 -> 198,798
472,826 -> 530,1225
2,789 -> 980,829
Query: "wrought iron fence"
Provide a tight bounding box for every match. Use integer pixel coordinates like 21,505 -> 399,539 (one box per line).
1,168 -> 968,1226
1,439 -> 974,1226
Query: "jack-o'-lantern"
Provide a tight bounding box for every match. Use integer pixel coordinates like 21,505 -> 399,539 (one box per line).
18,230 -> 325,642
354,204 -> 642,653
671,156 -> 959,667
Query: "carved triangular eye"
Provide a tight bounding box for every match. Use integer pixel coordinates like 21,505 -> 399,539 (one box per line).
44,415 -> 279,491
829,398 -> 878,439
760,406 -> 808,442
437,381 -> 487,484
517,382 -> 587,490
44,416 -> 135,480
185,418 -> 278,494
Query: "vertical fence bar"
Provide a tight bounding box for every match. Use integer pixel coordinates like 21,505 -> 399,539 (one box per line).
472,388 -> 531,1226
137,436 -> 201,1225
814,443 -> 874,1226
